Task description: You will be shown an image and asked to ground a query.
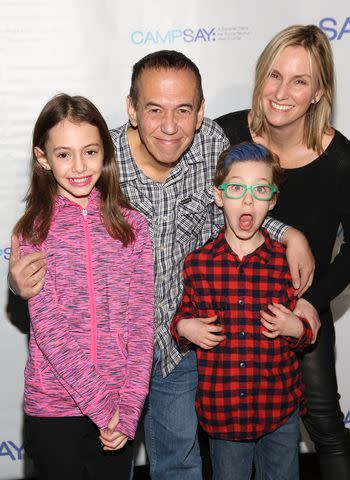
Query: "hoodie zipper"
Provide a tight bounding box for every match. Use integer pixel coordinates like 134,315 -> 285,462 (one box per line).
82,207 -> 98,366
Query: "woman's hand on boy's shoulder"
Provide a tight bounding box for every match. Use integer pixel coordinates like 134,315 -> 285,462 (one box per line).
282,227 -> 315,296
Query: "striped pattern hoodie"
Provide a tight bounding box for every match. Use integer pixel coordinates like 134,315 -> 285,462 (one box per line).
21,189 -> 154,439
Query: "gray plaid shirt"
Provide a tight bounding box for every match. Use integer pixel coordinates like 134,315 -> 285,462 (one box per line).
110,118 -> 287,376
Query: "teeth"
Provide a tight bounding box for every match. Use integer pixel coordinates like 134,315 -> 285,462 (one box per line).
271,102 -> 293,111
70,177 -> 88,183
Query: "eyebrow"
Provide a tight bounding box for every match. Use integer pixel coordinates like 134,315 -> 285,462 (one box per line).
144,101 -> 194,109
271,68 -> 312,79
229,176 -> 271,183
52,143 -> 100,152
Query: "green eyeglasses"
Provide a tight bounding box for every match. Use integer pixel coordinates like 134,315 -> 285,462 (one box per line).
218,182 -> 277,201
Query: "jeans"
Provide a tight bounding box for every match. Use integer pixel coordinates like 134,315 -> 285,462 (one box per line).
143,348 -> 202,480
300,310 -> 350,479
209,408 -> 300,480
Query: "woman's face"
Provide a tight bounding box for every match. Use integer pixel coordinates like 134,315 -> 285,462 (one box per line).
260,45 -> 322,132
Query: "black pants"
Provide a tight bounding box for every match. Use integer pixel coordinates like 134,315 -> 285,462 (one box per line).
24,415 -> 133,480
300,309 -> 350,479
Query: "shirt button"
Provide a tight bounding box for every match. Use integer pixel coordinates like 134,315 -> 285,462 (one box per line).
239,362 -> 246,368
238,299 -> 244,306
239,391 -> 246,397
239,331 -> 246,338
163,216 -> 168,221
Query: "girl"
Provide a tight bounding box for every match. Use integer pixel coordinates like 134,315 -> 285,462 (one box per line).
13,93 -> 154,480
215,24 -> 350,479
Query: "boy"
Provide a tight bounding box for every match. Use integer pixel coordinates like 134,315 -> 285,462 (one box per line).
170,143 -> 313,480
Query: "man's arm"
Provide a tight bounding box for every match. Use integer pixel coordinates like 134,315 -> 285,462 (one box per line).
9,234 -> 47,299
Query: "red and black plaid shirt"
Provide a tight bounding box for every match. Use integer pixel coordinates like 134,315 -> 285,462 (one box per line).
171,228 -> 313,441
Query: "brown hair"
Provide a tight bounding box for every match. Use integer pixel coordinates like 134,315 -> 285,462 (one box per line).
214,142 -> 285,191
14,93 -> 135,246
251,24 -> 334,154
129,50 -> 204,109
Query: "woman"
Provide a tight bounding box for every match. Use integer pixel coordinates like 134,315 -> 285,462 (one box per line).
215,24 -> 350,479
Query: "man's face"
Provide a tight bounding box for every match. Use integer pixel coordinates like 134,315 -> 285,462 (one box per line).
127,67 -> 204,168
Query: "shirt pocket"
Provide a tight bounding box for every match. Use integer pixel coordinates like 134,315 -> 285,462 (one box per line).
176,188 -> 214,244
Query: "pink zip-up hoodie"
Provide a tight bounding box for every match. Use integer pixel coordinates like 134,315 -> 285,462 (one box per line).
20,189 -> 154,439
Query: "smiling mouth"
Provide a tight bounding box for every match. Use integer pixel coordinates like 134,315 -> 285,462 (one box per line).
271,101 -> 293,111
68,176 -> 92,187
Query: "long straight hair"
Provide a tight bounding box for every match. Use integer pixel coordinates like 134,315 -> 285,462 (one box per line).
14,93 -> 135,246
251,25 -> 334,154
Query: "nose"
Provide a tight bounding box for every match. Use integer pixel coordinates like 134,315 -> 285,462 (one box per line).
72,154 -> 87,174
243,189 -> 254,205
275,80 -> 289,101
161,110 -> 178,135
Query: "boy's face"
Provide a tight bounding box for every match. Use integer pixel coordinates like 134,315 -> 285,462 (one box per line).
214,160 -> 277,244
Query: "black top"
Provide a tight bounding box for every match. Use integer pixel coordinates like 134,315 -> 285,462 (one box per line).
215,109 -> 350,313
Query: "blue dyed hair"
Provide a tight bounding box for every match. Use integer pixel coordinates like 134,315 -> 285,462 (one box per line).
214,142 -> 285,189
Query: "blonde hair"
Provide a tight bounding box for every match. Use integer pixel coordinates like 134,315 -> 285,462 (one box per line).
251,24 -> 334,154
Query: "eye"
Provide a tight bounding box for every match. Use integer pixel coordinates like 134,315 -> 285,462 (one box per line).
148,107 -> 162,114
86,150 -> 98,156
228,183 -> 245,193
57,152 -> 69,159
177,107 -> 191,115
269,71 -> 279,79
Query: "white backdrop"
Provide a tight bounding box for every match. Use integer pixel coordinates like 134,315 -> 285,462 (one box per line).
1,1 -> 349,477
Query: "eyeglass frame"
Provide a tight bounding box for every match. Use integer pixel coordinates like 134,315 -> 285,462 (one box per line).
218,182 -> 278,201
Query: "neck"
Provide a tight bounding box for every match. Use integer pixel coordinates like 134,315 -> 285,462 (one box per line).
127,127 -> 173,183
225,228 -> 264,260
265,121 -> 305,153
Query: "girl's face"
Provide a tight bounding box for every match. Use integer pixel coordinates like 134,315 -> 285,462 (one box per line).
35,119 -> 104,208
260,45 -> 322,132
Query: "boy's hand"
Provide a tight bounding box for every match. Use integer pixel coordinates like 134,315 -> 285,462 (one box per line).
260,303 -> 304,339
176,316 -> 225,349
282,227 -> 315,296
99,409 -> 128,450
293,298 -> 320,343
9,234 -> 47,299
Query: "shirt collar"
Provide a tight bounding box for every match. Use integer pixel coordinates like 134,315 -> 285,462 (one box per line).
211,226 -> 275,264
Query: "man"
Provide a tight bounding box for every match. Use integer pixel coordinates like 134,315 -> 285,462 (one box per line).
10,50 -> 318,479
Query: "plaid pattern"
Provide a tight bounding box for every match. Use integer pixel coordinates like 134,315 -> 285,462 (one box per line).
171,228 -> 313,440
110,119 -> 289,377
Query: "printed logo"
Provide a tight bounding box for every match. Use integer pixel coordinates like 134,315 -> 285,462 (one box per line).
319,17 -> 350,40
0,440 -> 24,461
345,411 -> 350,425
131,26 -> 250,45
0,247 -> 10,261
0,247 -> 11,260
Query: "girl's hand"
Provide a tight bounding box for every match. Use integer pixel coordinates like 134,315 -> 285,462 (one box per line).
99,409 -> 128,450
260,303 -> 304,339
176,316 -> 225,349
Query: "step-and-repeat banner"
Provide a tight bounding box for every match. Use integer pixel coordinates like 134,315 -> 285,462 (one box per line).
1,1 -> 349,477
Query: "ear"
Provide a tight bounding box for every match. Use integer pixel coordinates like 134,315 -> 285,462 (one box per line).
313,88 -> 323,105
268,194 -> 277,211
34,147 -> 51,171
213,186 -> 224,208
195,99 -> 205,130
127,95 -> 138,127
